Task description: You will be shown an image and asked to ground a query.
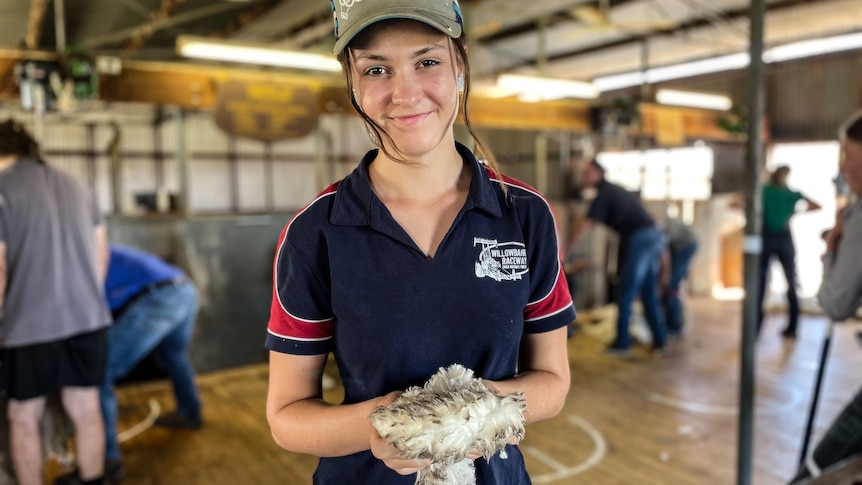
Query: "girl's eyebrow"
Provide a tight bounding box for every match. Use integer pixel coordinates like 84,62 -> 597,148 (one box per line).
353,43 -> 446,62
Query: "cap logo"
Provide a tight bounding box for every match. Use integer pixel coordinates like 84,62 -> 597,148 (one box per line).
331,0 -> 364,37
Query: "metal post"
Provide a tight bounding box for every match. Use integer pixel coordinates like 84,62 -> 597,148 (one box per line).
738,0 -> 766,483
798,320 -> 836,467
85,123 -> 97,201
314,127 -> 329,190
175,107 -> 189,213
264,142 -> 274,211
228,136 -> 239,212
640,36 -> 651,103
534,17 -> 549,194
535,132 -> 548,194
108,122 -> 123,215
54,0 -> 66,52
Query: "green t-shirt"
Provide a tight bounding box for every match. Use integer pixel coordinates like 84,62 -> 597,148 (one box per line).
762,183 -> 803,232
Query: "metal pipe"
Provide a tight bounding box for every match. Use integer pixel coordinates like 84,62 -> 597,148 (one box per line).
737,0 -> 766,483
175,107 -> 189,213
264,142 -> 274,211
798,321 -> 835,467
108,122 -> 124,215
535,132 -> 548,195
54,0 -> 66,52
228,136 -> 239,212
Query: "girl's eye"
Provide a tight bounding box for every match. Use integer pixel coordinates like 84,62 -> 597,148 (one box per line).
419,59 -> 440,68
364,66 -> 387,76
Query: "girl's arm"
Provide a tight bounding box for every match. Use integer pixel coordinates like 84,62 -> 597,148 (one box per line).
266,352 -> 381,456
266,351 -> 431,474
485,326 -> 571,424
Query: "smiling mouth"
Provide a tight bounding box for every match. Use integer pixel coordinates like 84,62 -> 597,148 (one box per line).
391,112 -> 431,125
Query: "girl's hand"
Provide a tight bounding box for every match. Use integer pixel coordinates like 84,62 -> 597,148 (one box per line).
370,391 -> 432,475
370,431 -> 431,475
467,382 -> 521,460
465,436 -> 520,461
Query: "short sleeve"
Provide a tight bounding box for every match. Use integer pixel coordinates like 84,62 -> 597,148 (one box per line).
265,229 -> 334,355
521,195 -> 578,333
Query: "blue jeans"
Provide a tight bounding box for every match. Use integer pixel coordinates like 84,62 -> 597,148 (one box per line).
791,387 -> 862,483
611,227 -> 668,350
99,281 -> 201,461
757,230 -> 800,333
664,241 -> 698,334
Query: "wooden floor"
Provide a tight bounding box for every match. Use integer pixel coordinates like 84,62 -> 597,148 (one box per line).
94,298 -> 862,484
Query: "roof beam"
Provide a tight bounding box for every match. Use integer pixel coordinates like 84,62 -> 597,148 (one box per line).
122,0 -> 190,50
77,2 -> 255,50
227,0 -> 329,43
487,0 -> 827,72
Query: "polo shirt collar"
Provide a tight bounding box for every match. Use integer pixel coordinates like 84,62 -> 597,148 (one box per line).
330,142 -> 502,227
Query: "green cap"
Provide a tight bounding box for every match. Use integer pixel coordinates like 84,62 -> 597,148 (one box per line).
330,0 -> 464,55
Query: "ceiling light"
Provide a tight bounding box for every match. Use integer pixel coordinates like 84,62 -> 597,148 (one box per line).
763,32 -> 862,63
656,89 -> 732,110
176,36 -> 342,72
593,54 -> 749,92
646,53 -> 749,84
471,82 -> 517,99
593,31 -> 862,93
496,74 -> 599,101
591,71 -> 646,92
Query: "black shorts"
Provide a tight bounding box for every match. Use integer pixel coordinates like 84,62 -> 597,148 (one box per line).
0,328 -> 107,401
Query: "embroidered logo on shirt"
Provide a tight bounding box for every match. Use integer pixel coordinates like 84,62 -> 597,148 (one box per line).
474,237 -> 529,282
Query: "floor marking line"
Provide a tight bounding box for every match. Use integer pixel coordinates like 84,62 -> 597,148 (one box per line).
523,446 -> 567,471
528,413 -> 607,484
646,386 -> 802,416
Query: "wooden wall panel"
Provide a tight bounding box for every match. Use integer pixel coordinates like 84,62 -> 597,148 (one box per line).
639,103 -> 736,142
3,51 -> 729,138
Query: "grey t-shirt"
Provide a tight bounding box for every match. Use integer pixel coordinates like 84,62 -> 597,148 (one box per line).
818,197 -> 862,321
0,159 -> 111,348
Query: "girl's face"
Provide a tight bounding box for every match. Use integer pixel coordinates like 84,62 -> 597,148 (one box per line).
840,137 -> 862,195
349,19 -> 461,160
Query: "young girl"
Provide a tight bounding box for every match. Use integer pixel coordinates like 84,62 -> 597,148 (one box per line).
265,2 -> 576,483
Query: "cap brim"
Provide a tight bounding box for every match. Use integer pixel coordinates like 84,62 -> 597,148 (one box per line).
333,9 -> 462,55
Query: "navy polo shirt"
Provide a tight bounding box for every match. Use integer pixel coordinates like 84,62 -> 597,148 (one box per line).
587,179 -> 655,240
267,142 -> 576,485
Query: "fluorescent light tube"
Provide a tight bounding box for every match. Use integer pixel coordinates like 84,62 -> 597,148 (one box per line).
496,74 -> 599,100
593,53 -> 749,92
593,31 -> 862,92
177,36 -> 342,72
763,32 -> 862,63
646,53 -> 749,84
656,89 -> 732,110
592,71 -> 646,92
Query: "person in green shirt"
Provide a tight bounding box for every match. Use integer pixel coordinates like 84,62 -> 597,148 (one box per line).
757,165 -> 821,338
